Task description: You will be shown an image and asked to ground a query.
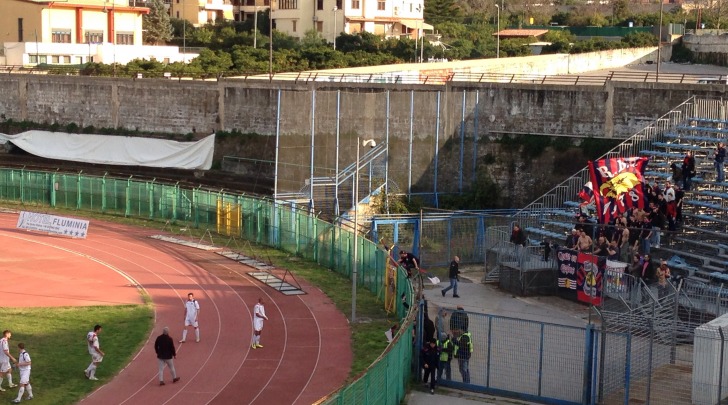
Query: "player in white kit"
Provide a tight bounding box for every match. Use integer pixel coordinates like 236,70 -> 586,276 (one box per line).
251,298 -> 269,349
84,324 -> 104,381
12,343 -> 32,403
180,293 -> 200,343
0,330 -> 17,391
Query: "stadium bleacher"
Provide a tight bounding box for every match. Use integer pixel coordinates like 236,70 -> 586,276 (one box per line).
507,98 -> 728,287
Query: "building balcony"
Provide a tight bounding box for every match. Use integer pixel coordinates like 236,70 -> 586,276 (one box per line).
198,0 -> 233,10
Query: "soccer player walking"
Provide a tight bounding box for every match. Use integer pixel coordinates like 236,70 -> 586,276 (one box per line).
0,330 -> 18,391
85,324 -> 104,381
180,293 -> 201,343
12,343 -> 32,403
251,298 -> 269,349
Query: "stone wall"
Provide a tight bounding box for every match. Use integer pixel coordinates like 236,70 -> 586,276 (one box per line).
1,74 -> 727,202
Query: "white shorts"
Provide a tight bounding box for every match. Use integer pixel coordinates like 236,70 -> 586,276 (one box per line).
185,318 -> 198,328
254,318 -> 264,332
91,353 -> 104,363
19,369 -> 30,385
0,361 -> 10,373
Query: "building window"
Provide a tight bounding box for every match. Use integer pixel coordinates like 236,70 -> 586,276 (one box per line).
29,55 -> 37,64
18,18 -> 23,42
245,0 -> 255,5
176,11 -> 180,18
116,33 -> 134,45
39,55 -> 47,64
52,55 -> 60,64
76,56 -> 83,64
377,0 -> 385,10
317,0 -> 323,10
279,0 -> 297,9
316,21 -> 323,32
51,29 -> 72,43
86,31 -> 103,43
64,56 -> 71,63
351,0 -> 359,8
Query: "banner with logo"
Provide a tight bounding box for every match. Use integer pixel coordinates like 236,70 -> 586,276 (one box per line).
576,252 -> 605,306
587,156 -> 649,224
557,248 -> 578,291
16,211 -> 89,238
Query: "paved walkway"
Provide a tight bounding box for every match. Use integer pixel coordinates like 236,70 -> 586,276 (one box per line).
408,268 -> 593,404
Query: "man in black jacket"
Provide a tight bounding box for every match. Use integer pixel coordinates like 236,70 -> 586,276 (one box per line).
420,339 -> 440,394
154,327 -> 180,386
440,256 -> 461,298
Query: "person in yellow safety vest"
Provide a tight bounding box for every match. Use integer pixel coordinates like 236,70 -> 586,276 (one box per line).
437,333 -> 453,381
454,330 -> 472,384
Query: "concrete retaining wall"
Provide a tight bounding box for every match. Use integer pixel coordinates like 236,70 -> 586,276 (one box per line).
2,71 -> 728,200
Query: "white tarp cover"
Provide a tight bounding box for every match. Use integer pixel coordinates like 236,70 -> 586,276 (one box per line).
0,131 -> 215,170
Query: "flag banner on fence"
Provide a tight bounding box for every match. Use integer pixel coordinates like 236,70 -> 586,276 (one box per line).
16,211 -> 89,238
587,156 -> 649,224
604,259 -> 628,294
557,248 -> 578,290
576,252 -> 605,306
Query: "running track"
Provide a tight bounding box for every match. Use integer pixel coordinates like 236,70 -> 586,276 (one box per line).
0,211 -> 351,404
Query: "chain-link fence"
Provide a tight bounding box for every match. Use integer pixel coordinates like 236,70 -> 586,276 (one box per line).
596,268 -> 728,404
424,302 -> 588,404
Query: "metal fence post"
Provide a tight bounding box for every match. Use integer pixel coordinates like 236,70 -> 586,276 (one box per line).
583,324 -> 595,405
624,333 -> 631,405
719,328 -> 725,403
415,299 -> 424,381
645,302 -> 656,404
76,171 -> 82,209
49,172 -> 56,207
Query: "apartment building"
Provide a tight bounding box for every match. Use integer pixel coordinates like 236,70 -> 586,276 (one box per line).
0,0 -> 192,66
233,0 -> 431,43
168,0 -> 235,26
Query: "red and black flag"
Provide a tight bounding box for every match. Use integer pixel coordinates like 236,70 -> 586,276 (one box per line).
578,181 -> 595,204
587,157 -> 649,224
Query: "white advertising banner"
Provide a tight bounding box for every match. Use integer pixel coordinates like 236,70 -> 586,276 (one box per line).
16,211 -> 90,239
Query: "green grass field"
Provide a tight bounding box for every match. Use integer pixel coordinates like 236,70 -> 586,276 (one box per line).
0,305 -> 153,405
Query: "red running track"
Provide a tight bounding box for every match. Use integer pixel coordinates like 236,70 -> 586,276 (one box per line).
0,212 -> 351,405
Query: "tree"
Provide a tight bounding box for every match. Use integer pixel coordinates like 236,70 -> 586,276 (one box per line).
612,0 -> 629,22
189,49 -> 233,77
621,32 -> 657,47
425,0 -> 464,25
143,0 -> 173,45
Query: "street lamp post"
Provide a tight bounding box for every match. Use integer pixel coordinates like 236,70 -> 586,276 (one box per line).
420,25 -> 424,63
656,0 -> 664,82
495,4 -> 500,58
253,1 -> 258,48
182,0 -> 186,62
352,138 -> 376,323
415,5 -> 422,62
333,6 -> 338,50
269,1 -> 274,79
